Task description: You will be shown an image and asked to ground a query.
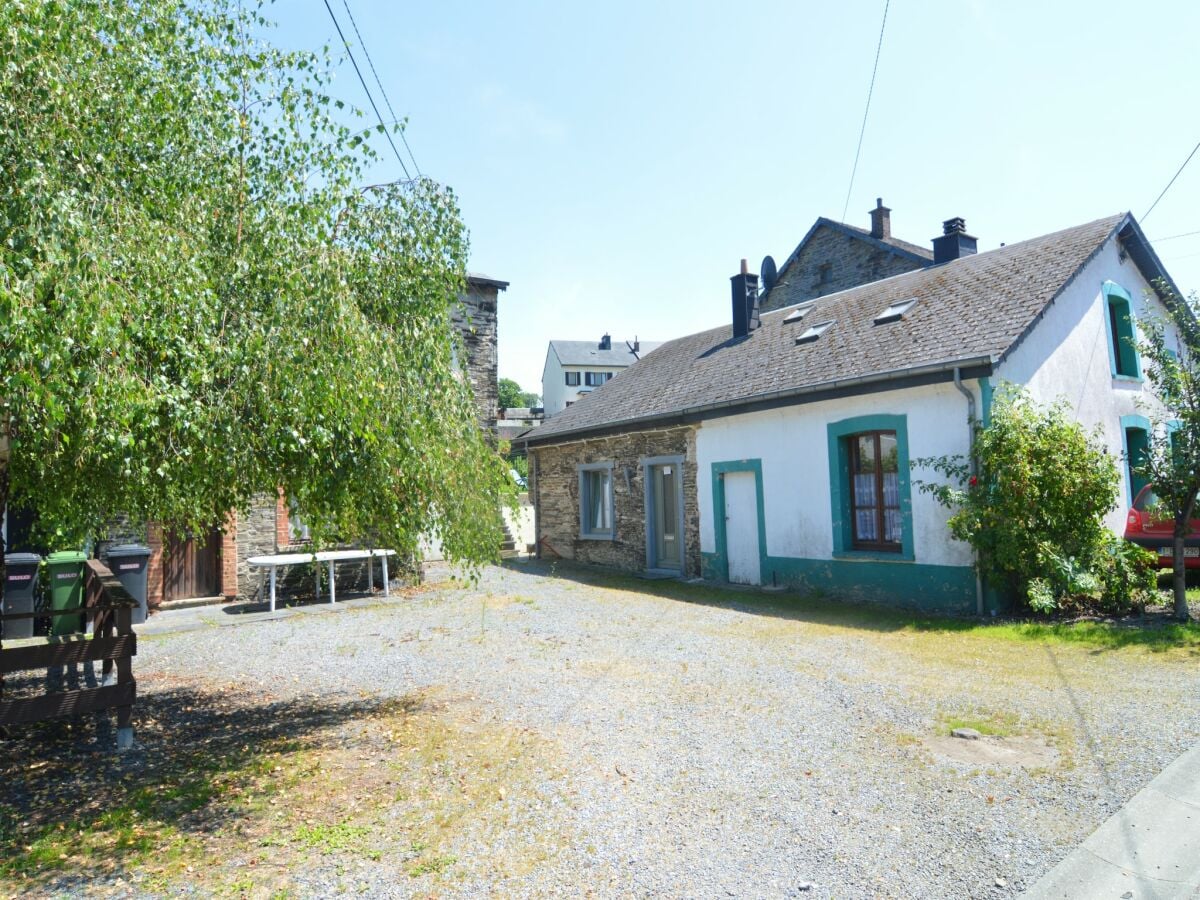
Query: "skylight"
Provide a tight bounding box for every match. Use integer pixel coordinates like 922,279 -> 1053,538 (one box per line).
873,297 -> 918,325
783,302 -> 817,324
795,320 -> 835,344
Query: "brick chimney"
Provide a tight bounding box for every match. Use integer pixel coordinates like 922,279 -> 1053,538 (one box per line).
932,217 -> 978,263
869,198 -> 891,240
730,258 -> 761,338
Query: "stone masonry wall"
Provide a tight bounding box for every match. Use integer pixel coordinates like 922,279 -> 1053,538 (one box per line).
453,280 -> 500,434
760,225 -> 928,312
530,426 -> 700,576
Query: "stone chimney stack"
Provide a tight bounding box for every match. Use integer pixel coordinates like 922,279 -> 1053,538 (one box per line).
869,198 -> 892,240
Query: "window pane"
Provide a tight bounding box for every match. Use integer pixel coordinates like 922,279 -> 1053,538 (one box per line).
884,508 -> 902,543
879,434 -> 898,473
853,473 -> 876,508
855,509 -> 878,541
882,472 -> 899,507
855,435 -> 876,473
585,470 -> 610,532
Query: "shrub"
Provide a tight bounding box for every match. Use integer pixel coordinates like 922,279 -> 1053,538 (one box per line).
916,387 -> 1146,614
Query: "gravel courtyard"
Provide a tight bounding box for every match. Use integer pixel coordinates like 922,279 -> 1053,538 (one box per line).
5,561 -> 1199,898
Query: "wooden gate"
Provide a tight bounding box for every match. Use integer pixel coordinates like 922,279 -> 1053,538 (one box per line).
162,528 -> 221,602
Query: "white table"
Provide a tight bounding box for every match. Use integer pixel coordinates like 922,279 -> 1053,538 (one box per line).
246,549 -> 396,612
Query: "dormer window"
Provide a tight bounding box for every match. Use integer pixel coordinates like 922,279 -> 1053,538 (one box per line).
873,298 -> 918,325
796,321 -> 835,344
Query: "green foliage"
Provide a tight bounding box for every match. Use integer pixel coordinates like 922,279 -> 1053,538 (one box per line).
915,387 -> 1147,614
1136,287 -> 1200,620
498,378 -> 539,410
0,0 -> 512,565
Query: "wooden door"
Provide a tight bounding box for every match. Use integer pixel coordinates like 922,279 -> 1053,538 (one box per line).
162,527 -> 221,601
723,472 -> 761,586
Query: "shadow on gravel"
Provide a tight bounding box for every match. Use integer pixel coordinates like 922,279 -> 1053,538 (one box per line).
0,681 -> 411,890
502,559 -> 1200,654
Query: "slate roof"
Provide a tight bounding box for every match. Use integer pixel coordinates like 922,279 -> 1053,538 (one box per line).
549,340 -> 663,367
526,213 -> 1148,447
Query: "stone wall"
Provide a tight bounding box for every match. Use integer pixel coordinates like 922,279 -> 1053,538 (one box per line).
760,225 -> 928,312
530,425 -> 700,576
454,277 -> 504,434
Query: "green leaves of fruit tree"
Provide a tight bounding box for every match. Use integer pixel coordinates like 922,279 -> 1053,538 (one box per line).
1,0 -> 512,567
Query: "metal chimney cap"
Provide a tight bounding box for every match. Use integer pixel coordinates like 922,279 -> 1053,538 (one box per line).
942,217 -> 967,235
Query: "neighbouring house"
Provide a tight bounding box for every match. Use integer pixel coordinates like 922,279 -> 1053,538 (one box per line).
498,407 -> 544,448
542,335 -> 662,416
521,212 -> 1183,614
757,198 -> 933,313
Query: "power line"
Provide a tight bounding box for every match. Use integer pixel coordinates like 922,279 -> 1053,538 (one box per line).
1152,228 -> 1200,243
320,0 -> 411,180
340,0 -> 422,178
1143,137 -> 1200,223
841,0 -> 891,223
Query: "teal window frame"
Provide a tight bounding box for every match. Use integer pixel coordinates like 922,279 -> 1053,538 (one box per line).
1102,281 -> 1142,381
1120,414 -> 1151,505
827,414 -> 914,561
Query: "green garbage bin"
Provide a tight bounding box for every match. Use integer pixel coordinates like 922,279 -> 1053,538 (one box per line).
45,551 -> 87,637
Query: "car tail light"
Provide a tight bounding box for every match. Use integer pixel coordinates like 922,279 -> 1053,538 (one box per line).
1127,509 -> 1142,530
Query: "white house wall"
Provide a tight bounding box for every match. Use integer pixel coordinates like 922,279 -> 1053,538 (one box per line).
695,382 -> 981,612
995,236 -> 1177,529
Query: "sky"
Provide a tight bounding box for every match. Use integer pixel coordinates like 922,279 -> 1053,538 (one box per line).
271,0 -> 1200,397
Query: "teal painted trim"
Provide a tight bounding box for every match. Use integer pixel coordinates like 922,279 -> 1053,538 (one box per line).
1102,281 -> 1143,381
701,551 -> 977,615
979,376 -> 993,428
709,459 -> 767,582
826,414 -> 914,561
1120,414 -> 1152,505
1102,279 -> 1132,302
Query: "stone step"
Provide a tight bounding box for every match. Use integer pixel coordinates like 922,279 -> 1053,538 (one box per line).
499,549 -> 521,559
157,595 -> 226,612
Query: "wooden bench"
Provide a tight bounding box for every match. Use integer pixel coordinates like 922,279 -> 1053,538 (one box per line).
0,559 -> 138,750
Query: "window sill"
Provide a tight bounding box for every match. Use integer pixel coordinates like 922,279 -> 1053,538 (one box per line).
578,533 -> 615,542
832,550 -> 914,563
1111,374 -> 1144,385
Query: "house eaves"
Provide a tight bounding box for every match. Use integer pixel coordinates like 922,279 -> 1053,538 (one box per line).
522,355 -> 994,449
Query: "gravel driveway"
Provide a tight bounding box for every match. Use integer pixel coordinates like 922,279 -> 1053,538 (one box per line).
97,562 -> 1200,896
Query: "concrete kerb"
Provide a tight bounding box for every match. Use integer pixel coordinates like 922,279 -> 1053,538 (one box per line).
1023,742 -> 1200,898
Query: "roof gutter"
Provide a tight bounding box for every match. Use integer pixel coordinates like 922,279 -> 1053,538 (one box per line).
523,354 -> 995,449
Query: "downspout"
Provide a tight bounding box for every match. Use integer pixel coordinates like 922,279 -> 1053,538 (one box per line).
952,368 -> 984,616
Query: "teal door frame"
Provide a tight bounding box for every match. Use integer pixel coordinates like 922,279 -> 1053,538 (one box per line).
710,459 -> 767,582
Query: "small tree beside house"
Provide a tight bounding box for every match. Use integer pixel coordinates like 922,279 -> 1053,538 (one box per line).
1136,289 -> 1200,621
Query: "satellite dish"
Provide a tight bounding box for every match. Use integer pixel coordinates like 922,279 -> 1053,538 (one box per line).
760,255 -> 778,292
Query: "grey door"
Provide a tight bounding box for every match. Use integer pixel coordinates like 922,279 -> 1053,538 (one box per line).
650,464 -> 681,570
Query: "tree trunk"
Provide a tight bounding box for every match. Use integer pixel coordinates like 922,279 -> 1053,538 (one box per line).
1173,530 -> 1188,620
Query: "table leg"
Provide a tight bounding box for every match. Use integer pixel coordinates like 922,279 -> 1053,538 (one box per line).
269,566 -> 277,613
366,552 -> 373,593
382,554 -> 390,597
328,560 -> 336,604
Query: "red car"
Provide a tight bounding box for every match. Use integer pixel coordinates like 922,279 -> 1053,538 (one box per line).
1124,485 -> 1200,569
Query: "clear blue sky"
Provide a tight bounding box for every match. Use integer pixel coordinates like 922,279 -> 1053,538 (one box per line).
272,0 -> 1200,397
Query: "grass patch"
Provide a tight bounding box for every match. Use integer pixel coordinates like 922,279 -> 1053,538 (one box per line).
551,562 -> 1200,654
292,821 -> 371,853
409,854 -> 456,877
941,710 -> 1019,738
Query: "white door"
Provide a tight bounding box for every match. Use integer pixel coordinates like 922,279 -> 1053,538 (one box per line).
723,471 -> 761,585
